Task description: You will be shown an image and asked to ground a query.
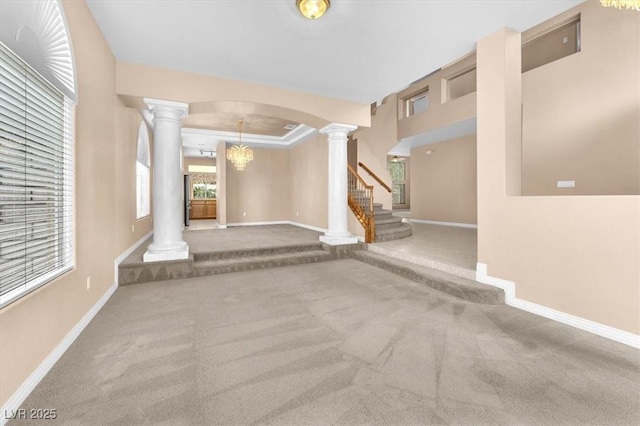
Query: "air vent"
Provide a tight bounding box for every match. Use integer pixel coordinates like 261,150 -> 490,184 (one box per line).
284,124 -> 297,130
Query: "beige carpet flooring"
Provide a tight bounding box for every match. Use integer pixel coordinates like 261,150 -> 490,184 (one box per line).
14,259 -> 639,425
373,222 -> 477,271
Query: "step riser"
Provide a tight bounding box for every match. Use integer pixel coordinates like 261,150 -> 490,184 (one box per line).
374,212 -> 393,220
119,258 -> 193,286
376,216 -> 403,229
375,220 -> 404,231
375,228 -> 412,242
194,253 -> 336,276
194,243 -> 325,261
120,252 -> 337,285
353,251 -> 504,305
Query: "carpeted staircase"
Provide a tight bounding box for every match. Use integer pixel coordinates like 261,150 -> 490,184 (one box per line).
372,203 -> 412,242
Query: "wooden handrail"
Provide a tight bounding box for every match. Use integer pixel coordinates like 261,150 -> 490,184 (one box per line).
358,162 -> 392,193
348,164 -> 374,191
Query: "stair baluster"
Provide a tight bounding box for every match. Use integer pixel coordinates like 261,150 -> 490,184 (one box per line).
347,165 -> 375,243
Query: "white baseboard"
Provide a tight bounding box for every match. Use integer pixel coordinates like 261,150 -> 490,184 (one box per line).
226,221 -> 290,227
1,283 -> 117,425
409,219 -> 477,229
288,221 -> 328,234
114,231 -> 152,285
476,262 -> 640,349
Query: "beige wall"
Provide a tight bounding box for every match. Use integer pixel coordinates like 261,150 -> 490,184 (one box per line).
352,96 -> 396,211
522,4 -> 639,195
522,18 -> 578,73
0,0 -> 152,407
225,148 -> 291,223
183,156 -> 216,171
289,134 -> 329,230
410,135 -> 477,224
224,134 -> 331,230
477,7 -> 639,338
216,141 -> 227,225
116,62 -> 370,130
397,53 -> 477,141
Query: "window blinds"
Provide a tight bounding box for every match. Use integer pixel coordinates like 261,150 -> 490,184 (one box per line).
0,43 -> 74,306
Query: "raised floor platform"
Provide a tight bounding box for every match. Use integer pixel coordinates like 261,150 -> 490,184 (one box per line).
119,224 -> 502,304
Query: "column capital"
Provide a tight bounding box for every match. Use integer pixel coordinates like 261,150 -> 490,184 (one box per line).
319,123 -> 358,136
144,98 -> 189,119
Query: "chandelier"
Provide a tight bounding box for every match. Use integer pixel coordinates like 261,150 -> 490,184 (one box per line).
296,0 -> 330,19
226,120 -> 254,171
600,0 -> 640,10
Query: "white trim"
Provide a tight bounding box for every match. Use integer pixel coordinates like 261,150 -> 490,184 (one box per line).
288,221 -> 328,234
475,262 -> 516,301
476,262 -> 640,349
113,231 -> 152,285
319,235 -> 359,245
410,218 -> 477,229
181,125 -> 317,153
319,123 -> 358,134
226,221 -> 290,227
0,0 -> 77,101
144,98 -> 189,114
0,283 -> 117,425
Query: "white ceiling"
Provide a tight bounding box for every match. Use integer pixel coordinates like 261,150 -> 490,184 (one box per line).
86,0 -> 584,104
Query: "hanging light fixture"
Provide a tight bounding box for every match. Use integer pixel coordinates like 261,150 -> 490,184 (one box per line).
296,0 -> 330,19
600,0 -> 640,10
226,120 -> 254,171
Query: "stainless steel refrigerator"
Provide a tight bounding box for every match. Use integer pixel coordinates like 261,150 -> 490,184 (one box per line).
184,174 -> 190,226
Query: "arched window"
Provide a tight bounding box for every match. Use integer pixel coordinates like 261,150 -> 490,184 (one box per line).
0,0 -> 76,306
136,122 -> 151,219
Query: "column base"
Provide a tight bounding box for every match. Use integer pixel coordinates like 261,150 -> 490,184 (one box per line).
143,241 -> 189,262
319,234 -> 359,246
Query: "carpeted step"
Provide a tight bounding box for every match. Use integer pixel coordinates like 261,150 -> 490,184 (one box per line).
193,250 -> 336,275
119,257 -> 194,286
193,242 -> 325,262
373,209 -> 393,221
374,222 -> 412,242
374,215 -> 404,231
119,242 -> 340,286
352,251 -> 504,305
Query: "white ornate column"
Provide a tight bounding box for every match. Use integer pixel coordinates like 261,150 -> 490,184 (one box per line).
319,123 -> 359,245
143,98 -> 189,262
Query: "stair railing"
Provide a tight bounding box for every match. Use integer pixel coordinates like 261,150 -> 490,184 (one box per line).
347,165 -> 375,243
358,162 -> 392,193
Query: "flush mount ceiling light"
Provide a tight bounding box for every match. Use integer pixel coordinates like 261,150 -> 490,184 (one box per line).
600,0 -> 640,10
391,155 -> 400,163
226,120 -> 254,171
296,0 -> 330,19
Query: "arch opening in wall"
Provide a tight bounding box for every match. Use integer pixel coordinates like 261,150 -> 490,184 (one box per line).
136,122 -> 151,219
